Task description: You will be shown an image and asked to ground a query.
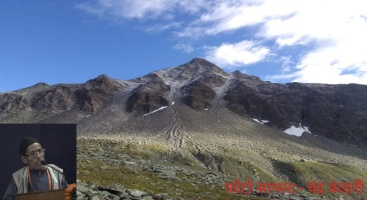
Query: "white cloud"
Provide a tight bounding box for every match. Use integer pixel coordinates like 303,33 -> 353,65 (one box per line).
77,0 -> 208,20
267,14 -> 367,85
200,0 -> 367,84
77,0 -> 173,19
178,0 -> 297,37
204,40 -> 270,68
144,22 -> 182,32
280,56 -> 293,73
78,0 -> 367,84
174,43 -> 194,53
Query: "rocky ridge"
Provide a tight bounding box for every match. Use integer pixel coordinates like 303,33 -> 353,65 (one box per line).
1,58 -> 366,147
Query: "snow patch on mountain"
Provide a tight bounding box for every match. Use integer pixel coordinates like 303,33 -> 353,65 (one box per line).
252,119 -> 269,125
284,123 -> 311,137
143,106 -> 168,116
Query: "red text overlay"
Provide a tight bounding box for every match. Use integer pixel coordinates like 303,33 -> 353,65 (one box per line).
225,178 -> 364,195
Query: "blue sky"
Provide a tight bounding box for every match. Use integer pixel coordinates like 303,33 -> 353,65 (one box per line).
1,0 -> 366,92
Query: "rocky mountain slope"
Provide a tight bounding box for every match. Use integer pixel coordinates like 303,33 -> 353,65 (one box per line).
1,58 -> 367,199
1,58 -> 366,148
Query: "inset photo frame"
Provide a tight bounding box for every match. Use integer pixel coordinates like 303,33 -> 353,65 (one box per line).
0,124 -> 77,199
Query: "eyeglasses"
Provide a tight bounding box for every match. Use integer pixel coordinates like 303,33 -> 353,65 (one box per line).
25,148 -> 46,158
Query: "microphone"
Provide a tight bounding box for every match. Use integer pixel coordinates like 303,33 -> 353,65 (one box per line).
41,160 -> 66,189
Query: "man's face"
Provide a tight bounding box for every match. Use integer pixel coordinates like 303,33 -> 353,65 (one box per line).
21,143 -> 45,170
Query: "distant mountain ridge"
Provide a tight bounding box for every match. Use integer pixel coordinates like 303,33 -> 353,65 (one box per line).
1,58 -> 366,148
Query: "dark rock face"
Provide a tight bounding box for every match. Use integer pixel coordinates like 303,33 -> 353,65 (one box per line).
0,93 -> 29,112
224,80 -> 367,146
197,73 -> 227,88
181,80 -> 216,111
224,81 -> 284,127
125,92 -> 169,113
79,75 -> 120,112
126,74 -> 170,113
74,88 -> 112,112
30,83 -> 117,114
0,75 -> 121,121
31,85 -> 75,111
182,96 -> 211,111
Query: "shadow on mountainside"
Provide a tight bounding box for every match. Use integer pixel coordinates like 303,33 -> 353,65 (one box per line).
271,160 -> 305,188
297,133 -> 367,161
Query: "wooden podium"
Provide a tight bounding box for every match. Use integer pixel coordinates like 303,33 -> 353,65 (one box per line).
15,189 -> 65,200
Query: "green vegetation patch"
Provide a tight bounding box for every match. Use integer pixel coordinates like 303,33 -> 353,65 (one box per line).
78,138 -> 366,199
78,157 -> 268,199
275,160 -> 367,199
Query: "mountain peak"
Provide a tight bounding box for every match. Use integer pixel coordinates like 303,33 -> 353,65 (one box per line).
188,58 -> 215,65
178,58 -> 228,77
87,74 -> 111,82
34,82 -> 49,87
86,74 -> 119,92
188,58 -> 220,70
